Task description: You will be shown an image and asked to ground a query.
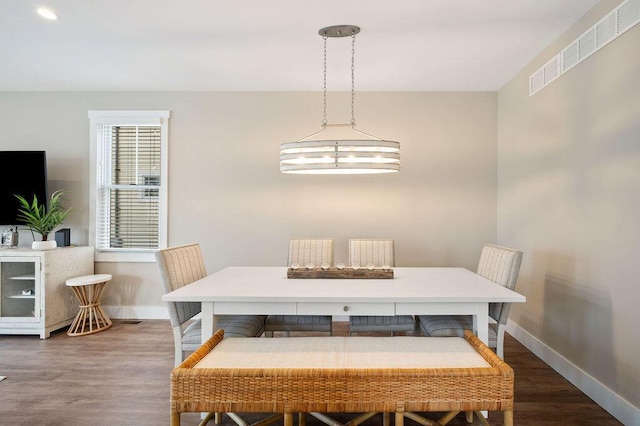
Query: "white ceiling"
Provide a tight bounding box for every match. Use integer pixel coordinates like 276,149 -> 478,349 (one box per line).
0,0 -> 600,92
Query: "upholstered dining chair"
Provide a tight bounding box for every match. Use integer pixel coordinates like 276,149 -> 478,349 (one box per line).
264,238 -> 334,337
348,239 -> 416,336
416,243 -> 523,359
155,243 -> 266,366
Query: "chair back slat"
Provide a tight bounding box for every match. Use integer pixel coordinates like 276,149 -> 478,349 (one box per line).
288,238 -> 334,267
477,244 -> 523,324
349,239 -> 395,267
155,243 -> 207,327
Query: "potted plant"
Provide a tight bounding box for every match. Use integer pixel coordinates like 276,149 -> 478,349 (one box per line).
15,190 -> 71,250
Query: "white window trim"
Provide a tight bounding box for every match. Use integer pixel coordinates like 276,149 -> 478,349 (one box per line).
88,110 -> 170,262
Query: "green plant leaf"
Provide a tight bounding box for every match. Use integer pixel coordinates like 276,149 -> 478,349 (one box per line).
14,190 -> 71,241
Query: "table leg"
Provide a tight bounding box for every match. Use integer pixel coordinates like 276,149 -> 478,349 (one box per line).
202,302 -> 215,341
474,303 -> 489,345
200,303 -> 219,340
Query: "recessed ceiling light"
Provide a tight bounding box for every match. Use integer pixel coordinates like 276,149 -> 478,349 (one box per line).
36,7 -> 59,20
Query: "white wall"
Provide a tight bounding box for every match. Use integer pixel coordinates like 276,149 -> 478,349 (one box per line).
0,91 -> 498,311
497,0 -> 640,418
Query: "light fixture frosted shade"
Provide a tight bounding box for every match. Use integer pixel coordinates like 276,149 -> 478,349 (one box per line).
280,139 -> 400,174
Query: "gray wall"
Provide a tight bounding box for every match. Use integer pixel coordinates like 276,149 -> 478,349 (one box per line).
497,0 -> 639,409
0,91 -> 498,309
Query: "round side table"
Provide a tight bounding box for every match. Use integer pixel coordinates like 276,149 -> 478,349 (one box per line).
66,274 -> 113,336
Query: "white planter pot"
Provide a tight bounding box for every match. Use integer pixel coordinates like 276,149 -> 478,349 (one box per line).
32,240 -> 57,251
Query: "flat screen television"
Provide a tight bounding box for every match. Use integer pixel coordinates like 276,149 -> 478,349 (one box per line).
0,151 -> 49,226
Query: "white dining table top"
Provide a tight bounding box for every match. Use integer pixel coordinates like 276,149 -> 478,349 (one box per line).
162,266 -> 526,304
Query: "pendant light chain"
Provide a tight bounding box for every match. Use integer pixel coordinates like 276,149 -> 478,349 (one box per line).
351,31 -> 356,126
322,34 -> 328,126
322,30 -> 357,127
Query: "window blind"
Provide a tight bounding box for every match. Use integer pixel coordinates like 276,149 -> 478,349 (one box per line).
96,125 -> 161,250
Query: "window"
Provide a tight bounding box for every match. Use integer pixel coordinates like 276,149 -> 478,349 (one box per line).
89,110 -> 170,262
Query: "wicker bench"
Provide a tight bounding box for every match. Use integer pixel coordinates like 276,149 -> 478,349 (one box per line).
170,330 -> 514,426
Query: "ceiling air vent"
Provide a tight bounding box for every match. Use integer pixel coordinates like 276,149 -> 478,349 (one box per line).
618,0 -> 640,31
596,12 -> 617,47
579,28 -> 597,60
529,68 -> 545,94
543,57 -> 560,83
529,55 -> 560,96
562,42 -> 579,72
530,0 -> 640,96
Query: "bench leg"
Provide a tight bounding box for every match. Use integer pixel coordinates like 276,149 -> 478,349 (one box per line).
436,411 -> 459,425
347,412 -> 377,426
284,413 -> 293,426
310,411 -> 346,426
198,412 -> 215,426
473,412 -> 490,426
171,412 -> 180,426
383,412 -> 390,426
465,411 -> 474,423
395,412 -> 404,426
504,410 -> 513,426
299,413 -> 306,426
228,413 -> 248,426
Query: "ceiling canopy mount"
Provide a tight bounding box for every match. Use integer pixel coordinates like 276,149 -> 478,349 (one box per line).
318,25 -> 360,38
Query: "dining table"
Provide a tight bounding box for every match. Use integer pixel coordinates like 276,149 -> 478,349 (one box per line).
161,266 -> 526,345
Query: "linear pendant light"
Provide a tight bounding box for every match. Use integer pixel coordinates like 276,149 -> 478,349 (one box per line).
280,25 -> 400,174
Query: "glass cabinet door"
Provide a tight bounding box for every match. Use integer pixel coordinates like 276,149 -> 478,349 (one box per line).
0,257 -> 40,321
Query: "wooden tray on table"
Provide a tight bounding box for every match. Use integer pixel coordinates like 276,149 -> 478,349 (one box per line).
287,267 -> 394,279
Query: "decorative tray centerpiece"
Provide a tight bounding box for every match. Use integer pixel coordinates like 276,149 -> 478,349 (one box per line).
287,265 -> 393,279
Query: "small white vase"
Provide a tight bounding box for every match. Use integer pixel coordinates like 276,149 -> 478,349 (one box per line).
32,240 -> 57,251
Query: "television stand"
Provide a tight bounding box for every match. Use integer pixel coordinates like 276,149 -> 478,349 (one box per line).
0,246 -> 94,338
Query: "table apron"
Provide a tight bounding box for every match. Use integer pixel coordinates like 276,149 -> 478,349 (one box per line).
298,302 -> 395,315
211,301 -> 487,316
213,302 -> 296,315
396,302 -> 487,316
204,301 -> 490,344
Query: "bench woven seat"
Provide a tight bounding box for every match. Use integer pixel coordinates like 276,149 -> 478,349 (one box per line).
170,330 -> 514,426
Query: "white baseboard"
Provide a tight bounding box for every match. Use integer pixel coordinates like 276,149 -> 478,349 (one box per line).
506,320 -> 639,425
103,305 -> 168,320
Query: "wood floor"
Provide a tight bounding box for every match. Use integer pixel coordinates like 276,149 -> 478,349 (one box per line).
0,320 -> 622,426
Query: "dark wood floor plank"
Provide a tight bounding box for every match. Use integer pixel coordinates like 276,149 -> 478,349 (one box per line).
0,320 -> 622,426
